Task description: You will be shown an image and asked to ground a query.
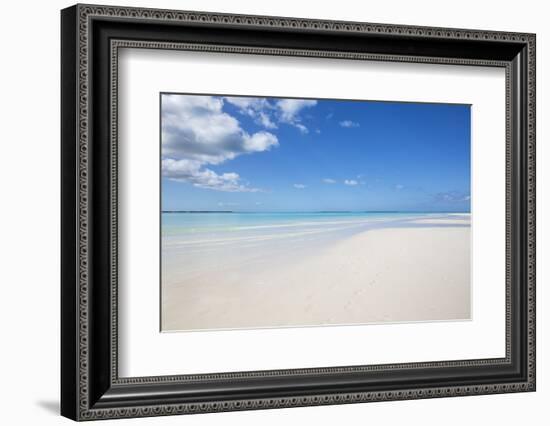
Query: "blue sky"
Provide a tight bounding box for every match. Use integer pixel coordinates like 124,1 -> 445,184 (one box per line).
161,94 -> 470,212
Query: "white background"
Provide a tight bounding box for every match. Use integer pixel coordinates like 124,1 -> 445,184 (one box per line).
119,50 -> 505,376
0,0 -> 547,425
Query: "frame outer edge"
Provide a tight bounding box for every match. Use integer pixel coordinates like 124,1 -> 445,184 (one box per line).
77,2 -> 90,420
61,4 -> 80,422
67,4 -> 536,421
527,34 -> 536,390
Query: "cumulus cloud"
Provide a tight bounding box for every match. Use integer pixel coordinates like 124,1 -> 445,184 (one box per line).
161,94 -> 321,191
224,96 -> 318,134
162,159 -> 260,192
257,112 -> 277,129
277,99 -> 317,121
344,179 -> 358,186
224,96 -> 278,129
323,178 -> 336,184
293,183 -> 306,189
276,99 -> 317,133
162,95 -> 278,164
243,131 -> 279,152
339,120 -> 360,128
224,96 -> 269,111
161,95 -> 279,192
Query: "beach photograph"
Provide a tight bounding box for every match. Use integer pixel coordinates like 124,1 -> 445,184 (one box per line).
160,93 -> 471,331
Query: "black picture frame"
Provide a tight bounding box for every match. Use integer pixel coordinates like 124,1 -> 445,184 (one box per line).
61,4 -> 536,421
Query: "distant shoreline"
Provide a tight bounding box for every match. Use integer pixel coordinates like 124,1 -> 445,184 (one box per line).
162,210 -> 234,213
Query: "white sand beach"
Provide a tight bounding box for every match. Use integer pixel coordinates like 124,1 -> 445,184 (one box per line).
161,214 -> 471,331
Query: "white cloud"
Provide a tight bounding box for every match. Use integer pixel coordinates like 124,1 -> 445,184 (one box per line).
224,96 -> 268,111
243,131 -> 279,152
277,99 -> 317,121
339,120 -> 360,128
162,95 -> 278,165
225,96 -> 317,133
218,202 -> 239,207
224,96 -> 278,129
257,112 -> 277,129
344,179 -> 358,186
293,183 -> 306,189
161,94 -> 321,191
276,99 -> 317,133
294,123 -> 309,134
395,184 -> 405,190
323,178 -> 336,184
162,158 -> 260,192
161,95 -> 279,192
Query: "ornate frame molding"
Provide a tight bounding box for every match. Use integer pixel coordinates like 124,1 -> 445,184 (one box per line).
61,4 -> 535,421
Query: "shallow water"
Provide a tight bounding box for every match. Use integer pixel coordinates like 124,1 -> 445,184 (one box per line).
162,212 -> 466,248
161,212 -> 470,284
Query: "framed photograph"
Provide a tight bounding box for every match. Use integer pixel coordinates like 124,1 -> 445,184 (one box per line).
61,4 -> 536,421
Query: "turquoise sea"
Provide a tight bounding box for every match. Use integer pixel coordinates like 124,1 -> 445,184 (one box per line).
161,212 -> 469,255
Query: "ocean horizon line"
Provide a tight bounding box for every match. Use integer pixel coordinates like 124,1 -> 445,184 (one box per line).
161,210 -> 471,214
